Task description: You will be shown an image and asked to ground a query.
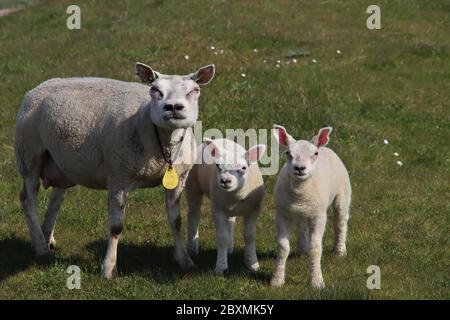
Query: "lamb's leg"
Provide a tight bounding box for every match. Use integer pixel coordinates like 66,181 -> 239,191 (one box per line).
41,188 -> 67,250
333,194 -> 350,257
228,216 -> 236,255
213,211 -> 230,275
308,215 -> 327,289
102,189 -> 127,279
271,214 -> 291,287
187,191 -> 202,256
296,217 -> 309,256
165,186 -> 194,270
20,177 -> 49,256
243,211 -> 259,271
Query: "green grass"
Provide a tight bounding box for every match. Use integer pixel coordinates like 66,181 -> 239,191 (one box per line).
0,0 -> 449,299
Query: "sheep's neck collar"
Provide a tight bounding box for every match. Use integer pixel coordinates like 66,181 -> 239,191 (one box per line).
153,124 -> 186,168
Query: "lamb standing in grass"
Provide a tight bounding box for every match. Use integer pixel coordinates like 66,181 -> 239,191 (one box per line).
14,62 -> 215,278
270,125 -> 351,288
186,138 -> 266,275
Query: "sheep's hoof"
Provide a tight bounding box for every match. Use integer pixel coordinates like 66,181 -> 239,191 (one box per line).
228,246 -> 234,255
295,249 -> 308,257
34,245 -> 51,258
47,238 -> 56,250
176,254 -> 196,271
310,278 -> 325,289
270,277 -> 285,287
333,246 -> 347,257
214,267 -> 228,277
187,243 -> 199,256
247,262 -> 260,272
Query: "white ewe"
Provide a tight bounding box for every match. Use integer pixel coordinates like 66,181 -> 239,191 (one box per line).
270,125 -> 351,288
14,62 -> 215,278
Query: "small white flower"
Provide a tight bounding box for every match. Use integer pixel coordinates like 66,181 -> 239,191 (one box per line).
241,73 -> 246,78
263,59 -> 267,63
312,59 -> 318,63
336,49 -> 342,55
383,139 -> 389,145
292,58 -> 297,63
219,49 -> 224,54
214,51 -> 218,55
276,64 -> 281,68
396,161 -> 403,167
253,48 -> 258,53
210,45 -> 215,50
184,55 -> 189,60
394,152 -> 399,157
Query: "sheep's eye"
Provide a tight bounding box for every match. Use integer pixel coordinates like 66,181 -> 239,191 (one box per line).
314,151 -> 319,156
150,86 -> 163,100
216,164 -> 220,169
285,150 -> 292,158
187,88 -> 199,97
242,166 -> 247,171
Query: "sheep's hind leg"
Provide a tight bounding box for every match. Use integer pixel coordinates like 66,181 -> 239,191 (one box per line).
102,189 -> 128,279
333,193 -> 350,257
296,217 -> 309,256
41,188 -> 67,250
228,216 -> 236,255
243,211 -> 259,271
187,187 -> 202,256
271,214 -> 291,287
20,176 -> 49,257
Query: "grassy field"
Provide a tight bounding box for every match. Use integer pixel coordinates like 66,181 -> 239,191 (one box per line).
0,0 -> 449,299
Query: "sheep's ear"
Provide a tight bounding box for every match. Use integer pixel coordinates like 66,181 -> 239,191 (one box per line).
245,144 -> 266,164
273,125 -> 295,147
135,62 -> 159,83
191,64 -> 215,86
312,127 -> 333,148
203,138 -> 222,159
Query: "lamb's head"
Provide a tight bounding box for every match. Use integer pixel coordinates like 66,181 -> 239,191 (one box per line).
273,125 -> 332,180
203,139 -> 266,192
136,62 -> 215,129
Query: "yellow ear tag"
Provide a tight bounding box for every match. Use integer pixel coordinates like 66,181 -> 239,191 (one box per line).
162,166 -> 179,190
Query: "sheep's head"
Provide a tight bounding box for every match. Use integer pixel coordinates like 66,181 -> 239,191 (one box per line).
273,125 -> 333,180
136,63 -> 215,129
203,139 -> 265,192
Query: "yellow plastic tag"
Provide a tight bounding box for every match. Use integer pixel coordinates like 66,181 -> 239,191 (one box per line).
162,166 -> 179,190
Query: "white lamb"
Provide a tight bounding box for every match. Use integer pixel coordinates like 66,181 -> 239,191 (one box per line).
270,125 -> 351,289
186,138 -> 266,275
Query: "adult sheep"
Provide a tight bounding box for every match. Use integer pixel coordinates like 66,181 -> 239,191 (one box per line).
14,62 -> 215,278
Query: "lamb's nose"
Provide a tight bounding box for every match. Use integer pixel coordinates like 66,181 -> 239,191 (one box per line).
174,104 -> 184,112
164,104 -> 174,112
294,166 -> 306,171
220,178 -> 231,185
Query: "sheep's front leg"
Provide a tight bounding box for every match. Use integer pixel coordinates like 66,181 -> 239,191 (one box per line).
308,214 -> 327,289
271,213 -> 291,287
228,216 -> 236,255
213,211 -> 230,275
244,210 -> 259,271
165,185 -> 194,270
296,217 -> 309,256
102,189 -> 127,279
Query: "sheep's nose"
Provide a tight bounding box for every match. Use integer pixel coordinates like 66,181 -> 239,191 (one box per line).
220,178 -> 231,185
174,104 -> 184,112
164,104 -> 174,112
294,166 -> 306,171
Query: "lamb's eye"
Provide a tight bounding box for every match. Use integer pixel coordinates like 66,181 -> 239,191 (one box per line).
150,87 -> 163,100
216,164 -> 220,169
242,166 -> 247,171
314,151 -> 319,156
187,88 -> 199,97
285,150 -> 292,159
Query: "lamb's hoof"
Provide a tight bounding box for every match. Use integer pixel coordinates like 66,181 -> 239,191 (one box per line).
310,278 -> 325,289
101,262 -> 118,279
333,246 -> 347,257
295,249 -> 308,257
270,277 -> 285,287
34,245 -> 51,258
247,262 -> 260,272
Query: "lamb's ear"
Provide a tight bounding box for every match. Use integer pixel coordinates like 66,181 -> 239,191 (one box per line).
203,138 -> 222,159
273,125 -> 295,147
245,144 -> 266,164
191,64 -> 215,86
135,62 -> 159,83
312,127 -> 333,148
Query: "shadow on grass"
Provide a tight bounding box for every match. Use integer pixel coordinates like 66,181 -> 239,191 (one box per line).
0,237 -> 35,281
85,239 -> 274,285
